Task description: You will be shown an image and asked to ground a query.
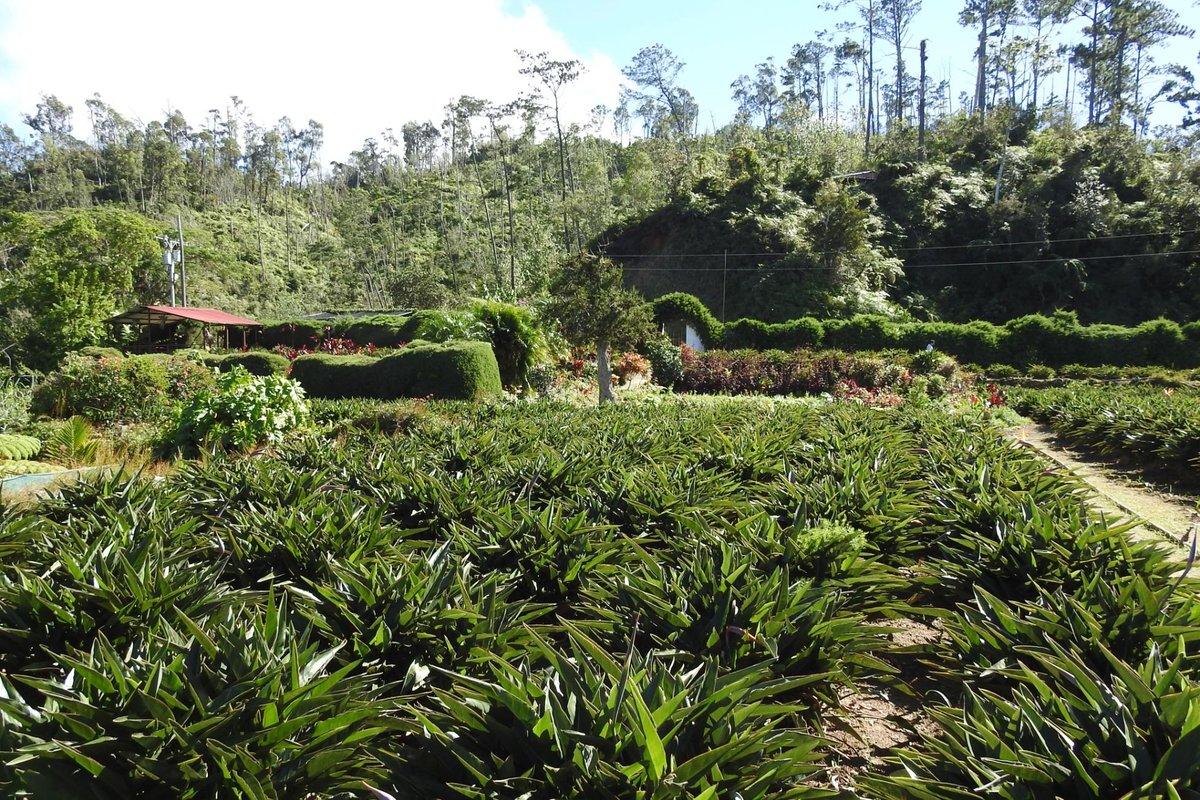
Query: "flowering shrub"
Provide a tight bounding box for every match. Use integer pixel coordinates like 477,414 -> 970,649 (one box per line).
987,382 -> 1006,407
167,366 -> 310,453
273,338 -> 380,361
164,358 -> 219,405
832,378 -> 905,408
32,354 -> 218,424
612,351 -> 650,384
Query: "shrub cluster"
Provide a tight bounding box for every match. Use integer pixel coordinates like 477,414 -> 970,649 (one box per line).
165,367 -> 309,454
290,341 -> 503,401
652,293 -> 1200,368
32,354 -> 218,424
641,334 -> 684,388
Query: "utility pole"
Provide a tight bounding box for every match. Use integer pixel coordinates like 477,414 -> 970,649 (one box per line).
918,40 -> 928,161
158,232 -> 185,307
177,214 -> 188,306
722,251 -> 728,323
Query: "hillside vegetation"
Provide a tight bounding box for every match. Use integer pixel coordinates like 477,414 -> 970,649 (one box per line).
3,6 -> 1200,369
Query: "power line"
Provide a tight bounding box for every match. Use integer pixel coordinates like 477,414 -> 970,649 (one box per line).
606,228 -> 1200,260
620,248 -> 1200,272
891,228 -> 1200,253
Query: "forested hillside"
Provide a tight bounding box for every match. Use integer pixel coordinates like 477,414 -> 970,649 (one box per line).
3,0 -> 1200,368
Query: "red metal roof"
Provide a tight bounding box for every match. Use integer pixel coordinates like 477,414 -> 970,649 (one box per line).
111,305 -> 262,326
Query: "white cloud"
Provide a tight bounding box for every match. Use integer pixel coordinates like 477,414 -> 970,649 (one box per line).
0,0 -> 623,161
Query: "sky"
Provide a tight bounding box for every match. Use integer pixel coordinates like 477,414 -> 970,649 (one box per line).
1,0 -> 1197,163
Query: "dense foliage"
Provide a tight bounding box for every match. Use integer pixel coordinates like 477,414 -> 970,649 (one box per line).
0,399 -> 1196,797
30,353 -> 218,424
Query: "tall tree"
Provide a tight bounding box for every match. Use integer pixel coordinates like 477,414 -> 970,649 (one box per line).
621,45 -> 697,155
483,102 -> 519,293
0,208 -> 161,368
1022,0 -> 1073,111
834,38 -> 868,127
879,0 -> 922,125
785,42 -> 832,119
829,0 -> 880,154
518,49 -> 585,253
1106,0 -> 1191,129
22,94 -> 83,209
961,0 -> 1019,120
446,96 -> 503,284
402,121 -> 440,171
732,58 -> 784,129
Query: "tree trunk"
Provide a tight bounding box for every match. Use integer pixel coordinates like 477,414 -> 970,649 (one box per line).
976,1 -> 989,121
596,338 -> 614,405
555,103 -> 571,254
866,0 -> 874,157
918,39 -> 927,160
1087,0 -> 1099,124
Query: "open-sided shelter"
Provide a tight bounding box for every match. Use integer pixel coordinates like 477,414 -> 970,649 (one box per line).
108,305 -> 263,352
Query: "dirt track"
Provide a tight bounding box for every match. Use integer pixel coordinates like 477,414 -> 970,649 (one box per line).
1007,423 -> 1197,561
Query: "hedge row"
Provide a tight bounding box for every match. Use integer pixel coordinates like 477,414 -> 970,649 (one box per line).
652,292 -> 1200,368
259,302 -> 544,386
258,314 -> 426,350
202,352 -> 292,377
289,341 -> 503,401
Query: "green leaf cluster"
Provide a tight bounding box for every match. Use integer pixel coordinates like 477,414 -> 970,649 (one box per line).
0,433 -> 40,461
167,366 -> 309,454
1011,383 -> 1200,489
0,399 -> 1195,797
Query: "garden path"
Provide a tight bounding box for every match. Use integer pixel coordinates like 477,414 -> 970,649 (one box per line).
1007,423 -> 1197,562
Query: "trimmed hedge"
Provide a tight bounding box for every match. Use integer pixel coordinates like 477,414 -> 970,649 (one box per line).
204,352 -> 292,377
653,293 -> 724,346
343,315 -> 424,347
290,341 -> 502,401
723,317 -> 823,350
378,341 -> 504,400
651,293 -> 1200,369
259,305 -> 545,387
258,319 -> 328,349
289,355 -> 378,400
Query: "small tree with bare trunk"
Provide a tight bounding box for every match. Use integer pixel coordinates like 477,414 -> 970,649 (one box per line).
545,253 -> 652,405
